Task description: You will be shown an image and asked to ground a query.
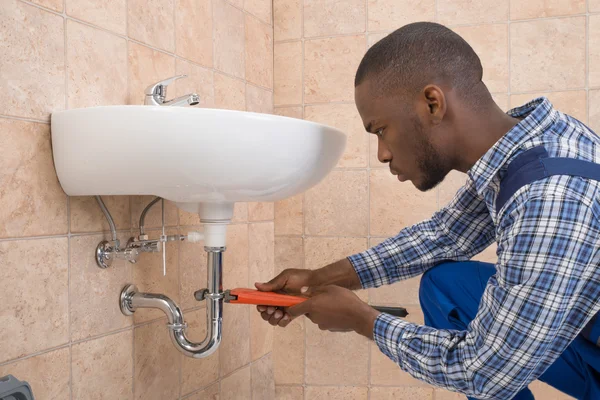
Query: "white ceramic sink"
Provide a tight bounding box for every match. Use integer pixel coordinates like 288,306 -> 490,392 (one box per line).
51,106 -> 346,223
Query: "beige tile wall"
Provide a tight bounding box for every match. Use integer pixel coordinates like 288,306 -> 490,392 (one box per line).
272,0 -> 592,398
0,0 -> 275,399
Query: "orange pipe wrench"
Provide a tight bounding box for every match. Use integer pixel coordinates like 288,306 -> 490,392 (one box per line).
221,288 -> 409,318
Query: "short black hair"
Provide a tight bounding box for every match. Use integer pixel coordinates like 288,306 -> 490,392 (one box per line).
355,22 -> 485,103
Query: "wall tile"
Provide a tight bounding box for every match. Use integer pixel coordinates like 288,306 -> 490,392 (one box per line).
510,91 -> 587,123
371,342 -> 430,386
276,386 -> 304,400
233,202 -> 249,222
246,15 -> 274,89
127,42 -> 176,105
274,318 -> 305,384
453,24 -> 508,93
304,236 -> 368,301
214,0 -> 245,79
305,170 -> 368,236
133,229 -> 180,324
176,0 -> 213,67
67,0 -> 126,34
275,194 -> 303,235
72,330 -> 134,400
473,243 -> 498,263
590,16 -> 600,88
31,0 -> 63,11
179,232 -> 208,310
0,0 -> 65,120
492,93 -> 510,112
590,90 -> 600,133
134,320 -> 180,400
368,277 -> 422,306
437,0 -> 508,25
304,36 -> 366,103
368,32 -> 389,48
220,304 -> 251,376
70,195 -> 131,233
131,196 -> 178,229
274,0 -> 301,41
274,107 -> 303,118
0,348 -> 70,399
370,169 -> 438,236
214,73 -> 246,111
274,236 -> 304,274
305,103 -> 368,168
252,354 -> 276,400
591,0 -> 600,12
67,20 -> 128,109
0,120 -> 67,238
370,387 -> 434,400
438,170 -> 468,208
221,366 -> 251,400
128,0 -> 174,52
223,223 -> 249,289
274,41 -> 303,106
249,202 -> 275,221
70,234 -> 132,341
434,390 -> 468,400
249,223 -> 275,360
368,0 -> 435,32
305,386 -> 368,399
305,324 -> 369,385
247,84 -> 273,113
511,0 -> 585,20
227,0 -> 244,8
174,58 -> 215,108
245,0 -> 272,25
181,309 -> 220,395
511,17 -> 585,92
304,0 -> 365,37
185,383 -> 219,400
0,238 -> 68,363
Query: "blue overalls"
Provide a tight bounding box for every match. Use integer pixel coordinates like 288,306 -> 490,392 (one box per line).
419,146 -> 600,399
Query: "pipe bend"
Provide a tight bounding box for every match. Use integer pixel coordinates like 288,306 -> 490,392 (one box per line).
129,291 -> 222,358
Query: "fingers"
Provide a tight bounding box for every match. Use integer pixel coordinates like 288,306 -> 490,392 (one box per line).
288,300 -> 310,318
255,273 -> 287,292
257,306 -> 292,326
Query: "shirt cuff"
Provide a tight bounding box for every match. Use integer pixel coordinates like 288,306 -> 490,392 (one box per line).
347,247 -> 388,289
372,312 -> 413,364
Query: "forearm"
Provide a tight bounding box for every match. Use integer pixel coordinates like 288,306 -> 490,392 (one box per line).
311,258 -> 363,290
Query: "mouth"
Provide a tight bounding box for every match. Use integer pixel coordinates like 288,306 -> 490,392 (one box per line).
391,169 -> 407,182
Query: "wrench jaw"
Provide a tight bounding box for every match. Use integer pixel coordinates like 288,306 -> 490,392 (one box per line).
222,289 -> 238,303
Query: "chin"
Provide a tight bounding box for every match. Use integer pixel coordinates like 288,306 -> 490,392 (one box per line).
414,175 -> 444,192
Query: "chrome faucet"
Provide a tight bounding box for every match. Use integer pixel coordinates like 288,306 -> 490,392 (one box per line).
144,75 -> 200,106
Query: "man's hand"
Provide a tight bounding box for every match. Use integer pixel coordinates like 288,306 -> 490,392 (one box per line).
255,268 -> 315,327
287,285 -> 381,339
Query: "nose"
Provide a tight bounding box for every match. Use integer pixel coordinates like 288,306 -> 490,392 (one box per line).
377,137 -> 392,164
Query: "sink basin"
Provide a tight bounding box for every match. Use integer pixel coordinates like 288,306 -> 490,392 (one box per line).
51,106 -> 346,223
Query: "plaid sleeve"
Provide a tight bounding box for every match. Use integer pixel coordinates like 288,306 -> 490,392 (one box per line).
348,179 -> 495,289
371,180 -> 600,399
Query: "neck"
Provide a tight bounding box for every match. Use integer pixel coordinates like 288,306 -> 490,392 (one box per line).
452,102 -> 520,173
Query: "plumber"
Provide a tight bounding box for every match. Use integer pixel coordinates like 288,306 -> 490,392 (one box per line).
257,21 -> 600,400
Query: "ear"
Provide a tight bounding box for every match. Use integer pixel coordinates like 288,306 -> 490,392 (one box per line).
422,85 -> 446,125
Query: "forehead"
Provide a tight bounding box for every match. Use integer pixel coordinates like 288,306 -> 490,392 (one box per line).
354,80 -> 409,126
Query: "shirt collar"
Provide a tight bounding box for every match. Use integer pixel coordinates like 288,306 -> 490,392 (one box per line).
467,97 -> 559,195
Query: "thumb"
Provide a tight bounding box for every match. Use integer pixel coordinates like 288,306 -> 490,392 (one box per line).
300,285 -> 323,298
255,274 -> 286,292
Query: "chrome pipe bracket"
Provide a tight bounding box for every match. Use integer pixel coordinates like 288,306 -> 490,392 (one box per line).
120,284 -> 138,316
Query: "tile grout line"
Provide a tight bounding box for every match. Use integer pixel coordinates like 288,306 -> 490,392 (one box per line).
587,3 -> 591,125
300,1 -> 307,398
364,2 -> 372,397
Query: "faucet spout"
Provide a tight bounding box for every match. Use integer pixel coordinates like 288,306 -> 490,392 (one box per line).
163,93 -> 200,107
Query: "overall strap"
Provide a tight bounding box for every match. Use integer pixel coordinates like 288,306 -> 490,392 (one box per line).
496,146 -> 600,212
496,145 -> 600,346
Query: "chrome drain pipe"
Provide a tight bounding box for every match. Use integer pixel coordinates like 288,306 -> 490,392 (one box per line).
120,247 -> 224,358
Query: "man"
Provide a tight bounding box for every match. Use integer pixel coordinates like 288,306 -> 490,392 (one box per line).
256,22 -> 600,399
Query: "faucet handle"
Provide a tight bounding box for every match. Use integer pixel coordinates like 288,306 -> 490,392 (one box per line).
144,74 -> 188,98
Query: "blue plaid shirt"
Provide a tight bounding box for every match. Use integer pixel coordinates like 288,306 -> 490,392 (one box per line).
348,97 -> 600,399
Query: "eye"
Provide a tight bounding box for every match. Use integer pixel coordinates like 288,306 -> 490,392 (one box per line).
375,128 -> 384,138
